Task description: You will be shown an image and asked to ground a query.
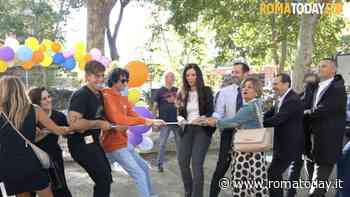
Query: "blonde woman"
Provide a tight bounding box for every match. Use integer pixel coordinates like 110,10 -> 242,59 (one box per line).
0,76 -> 74,197
207,78 -> 269,197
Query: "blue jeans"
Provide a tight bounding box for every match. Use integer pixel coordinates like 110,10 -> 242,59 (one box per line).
157,125 -> 179,166
337,141 -> 350,197
106,143 -> 155,197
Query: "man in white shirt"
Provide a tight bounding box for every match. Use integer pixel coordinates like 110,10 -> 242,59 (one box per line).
209,61 -> 249,197
307,58 -> 347,197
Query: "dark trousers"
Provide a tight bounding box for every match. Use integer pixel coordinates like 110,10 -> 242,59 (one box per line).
209,129 -> 233,197
177,125 -> 212,197
287,156 -> 315,197
307,163 -> 334,197
337,141 -> 350,197
268,157 -> 293,197
68,139 -> 112,197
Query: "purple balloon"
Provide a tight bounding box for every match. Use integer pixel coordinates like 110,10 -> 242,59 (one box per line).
128,131 -> 143,145
0,47 -> 15,61
129,106 -> 155,135
134,106 -> 155,119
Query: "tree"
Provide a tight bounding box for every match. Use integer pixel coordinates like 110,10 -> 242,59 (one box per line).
86,0 -> 131,60
0,0 -> 70,41
151,0 -> 346,90
292,14 -> 321,93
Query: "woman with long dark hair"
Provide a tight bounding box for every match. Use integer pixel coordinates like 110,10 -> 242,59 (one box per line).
28,87 -> 72,197
176,63 -> 215,197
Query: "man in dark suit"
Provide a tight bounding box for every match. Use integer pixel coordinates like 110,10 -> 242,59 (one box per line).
307,58 -> 346,197
287,73 -> 319,197
264,73 -> 304,197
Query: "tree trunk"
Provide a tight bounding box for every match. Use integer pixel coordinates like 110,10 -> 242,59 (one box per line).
271,13 -> 279,68
292,14 -> 320,93
87,0 -> 106,51
106,0 -> 130,60
279,38 -> 287,73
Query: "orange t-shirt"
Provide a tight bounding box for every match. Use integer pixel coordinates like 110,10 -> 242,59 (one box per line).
101,88 -> 146,152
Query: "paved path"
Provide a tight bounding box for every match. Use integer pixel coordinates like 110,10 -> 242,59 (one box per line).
64,150 -> 337,197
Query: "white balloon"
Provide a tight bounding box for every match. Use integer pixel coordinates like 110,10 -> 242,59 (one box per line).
4,37 -> 20,50
138,136 -> 154,151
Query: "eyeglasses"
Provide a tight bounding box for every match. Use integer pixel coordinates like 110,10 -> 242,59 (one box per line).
119,79 -> 129,83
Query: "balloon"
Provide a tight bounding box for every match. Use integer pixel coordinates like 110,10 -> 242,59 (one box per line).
16,45 -> 33,61
84,54 -> 92,62
63,49 -> 74,58
138,136 -> 154,151
41,39 -> 53,51
63,57 -> 76,70
99,56 -> 111,67
53,53 -> 65,64
134,106 -> 155,118
0,60 -> 8,72
128,89 -> 141,104
25,37 -> 39,50
22,61 -> 34,70
41,53 -> 53,67
125,61 -> 149,88
4,37 -> 20,50
0,47 -> 15,61
78,60 -> 86,70
74,42 -> 86,54
143,127 -> 153,136
128,131 -> 143,146
38,44 -> 46,52
89,48 -> 102,60
51,42 -> 62,53
74,52 -> 85,62
129,106 -> 154,135
32,50 -> 44,63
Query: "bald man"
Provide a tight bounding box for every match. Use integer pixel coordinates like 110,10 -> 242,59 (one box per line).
307,58 -> 347,197
154,71 -> 179,172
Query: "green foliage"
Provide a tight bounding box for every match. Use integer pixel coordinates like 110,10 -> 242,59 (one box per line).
151,0 -> 346,70
0,0 -> 69,41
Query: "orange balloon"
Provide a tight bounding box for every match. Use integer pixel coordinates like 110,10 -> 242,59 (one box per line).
32,51 -> 44,63
84,54 -> 92,62
22,61 -> 34,70
125,61 -> 149,88
51,42 -> 61,52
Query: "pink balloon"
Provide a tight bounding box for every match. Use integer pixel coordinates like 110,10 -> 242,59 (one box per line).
89,48 -> 102,60
63,49 -> 74,58
99,56 -> 111,67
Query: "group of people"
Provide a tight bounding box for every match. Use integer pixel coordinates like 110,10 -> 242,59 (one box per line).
0,58 -> 349,197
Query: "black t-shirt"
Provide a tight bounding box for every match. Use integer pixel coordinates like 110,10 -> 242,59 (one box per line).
68,86 -> 104,143
155,86 -> 178,122
35,110 -> 68,159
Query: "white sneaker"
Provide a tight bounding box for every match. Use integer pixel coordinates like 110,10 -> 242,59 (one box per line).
111,162 -> 128,175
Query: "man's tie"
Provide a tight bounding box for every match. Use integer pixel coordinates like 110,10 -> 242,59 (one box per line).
236,87 -> 243,112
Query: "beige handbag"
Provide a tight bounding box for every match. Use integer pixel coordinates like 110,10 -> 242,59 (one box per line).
233,102 -> 274,153
0,111 -> 51,169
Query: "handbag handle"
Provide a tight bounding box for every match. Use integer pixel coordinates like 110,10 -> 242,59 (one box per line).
0,111 -> 32,147
253,102 -> 264,128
